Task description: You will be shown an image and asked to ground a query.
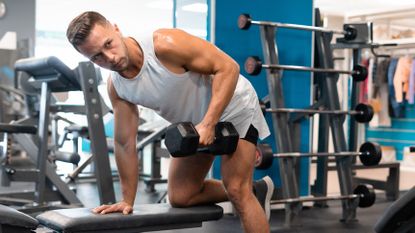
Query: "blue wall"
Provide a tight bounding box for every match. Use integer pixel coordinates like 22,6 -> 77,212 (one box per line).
366,104 -> 415,160
212,0 -> 313,195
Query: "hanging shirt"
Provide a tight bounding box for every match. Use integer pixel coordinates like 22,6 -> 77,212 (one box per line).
393,56 -> 412,103
388,58 -> 405,118
406,59 -> 415,104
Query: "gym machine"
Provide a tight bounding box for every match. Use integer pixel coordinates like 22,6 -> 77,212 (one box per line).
137,125 -> 169,193
0,56 -> 116,211
238,10 -> 377,226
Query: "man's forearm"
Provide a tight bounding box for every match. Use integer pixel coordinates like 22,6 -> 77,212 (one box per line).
115,146 -> 139,205
202,67 -> 239,126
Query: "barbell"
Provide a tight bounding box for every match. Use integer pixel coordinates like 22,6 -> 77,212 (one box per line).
245,56 -> 368,82
238,13 -> 357,40
255,141 -> 382,169
263,103 -> 374,123
271,184 -> 376,208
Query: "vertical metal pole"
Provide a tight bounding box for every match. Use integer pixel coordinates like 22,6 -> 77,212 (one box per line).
35,82 -> 51,205
311,114 -> 330,207
259,25 -> 301,226
76,62 -> 116,205
348,49 -> 361,153
315,31 -> 356,222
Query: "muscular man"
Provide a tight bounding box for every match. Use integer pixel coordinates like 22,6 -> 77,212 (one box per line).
66,11 -> 274,232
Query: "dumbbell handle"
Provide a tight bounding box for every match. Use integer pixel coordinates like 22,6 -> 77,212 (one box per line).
197,147 -> 213,154
273,151 -> 366,158
271,193 -> 361,204
248,19 -> 346,35
261,64 -> 358,76
265,108 -> 362,115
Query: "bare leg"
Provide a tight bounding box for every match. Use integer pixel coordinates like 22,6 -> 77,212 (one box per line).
168,153 -> 227,207
167,140 -> 270,232
222,139 -> 270,233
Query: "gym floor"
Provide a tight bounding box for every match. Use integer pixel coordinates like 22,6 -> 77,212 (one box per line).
72,164 -> 414,233
73,182 -> 404,233
1,164 -> 413,232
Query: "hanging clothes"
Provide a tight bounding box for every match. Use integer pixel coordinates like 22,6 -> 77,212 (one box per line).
406,59 -> 415,104
373,58 -> 390,99
388,58 -> 405,118
359,58 -> 370,104
393,56 -> 412,103
367,58 -> 375,102
368,58 -> 381,127
374,58 -> 392,127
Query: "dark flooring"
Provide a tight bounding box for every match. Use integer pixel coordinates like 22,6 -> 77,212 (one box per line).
0,178 -> 402,233
76,181 -> 396,233
142,198 -> 393,233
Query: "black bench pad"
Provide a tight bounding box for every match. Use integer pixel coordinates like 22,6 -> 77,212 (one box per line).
374,186 -> 415,233
0,204 -> 38,230
36,203 -> 223,233
0,123 -> 37,134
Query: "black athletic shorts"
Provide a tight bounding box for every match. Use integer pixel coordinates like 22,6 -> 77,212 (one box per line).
241,124 -> 259,146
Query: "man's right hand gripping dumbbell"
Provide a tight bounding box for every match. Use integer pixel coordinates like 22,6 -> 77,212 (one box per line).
165,122 -> 239,157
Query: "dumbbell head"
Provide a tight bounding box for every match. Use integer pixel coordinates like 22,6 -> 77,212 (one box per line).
354,103 -> 374,123
238,13 -> 252,30
352,65 -> 368,82
354,184 -> 376,208
208,122 -> 239,155
344,25 -> 357,41
165,122 -> 199,157
245,56 -> 263,76
359,142 -> 382,166
255,143 -> 274,170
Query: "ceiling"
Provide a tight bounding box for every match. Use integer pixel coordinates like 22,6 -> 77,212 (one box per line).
36,0 -> 174,32
36,0 -> 415,32
315,0 -> 415,17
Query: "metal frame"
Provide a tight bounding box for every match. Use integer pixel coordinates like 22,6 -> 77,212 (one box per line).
76,62 -> 116,205
250,9 -> 360,225
314,27 -> 357,222
0,59 -> 116,209
259,25 -> 301,226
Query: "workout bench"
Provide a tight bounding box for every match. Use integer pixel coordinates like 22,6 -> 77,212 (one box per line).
0,204 -> 223,233
327,162 -> 400,201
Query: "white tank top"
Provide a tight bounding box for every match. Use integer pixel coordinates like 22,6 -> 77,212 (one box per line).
111,32 -> 270,139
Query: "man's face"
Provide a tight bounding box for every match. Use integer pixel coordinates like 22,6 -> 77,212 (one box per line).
77,23 -> 129,72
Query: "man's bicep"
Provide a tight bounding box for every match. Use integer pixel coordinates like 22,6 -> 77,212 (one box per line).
112,97 -> 139,146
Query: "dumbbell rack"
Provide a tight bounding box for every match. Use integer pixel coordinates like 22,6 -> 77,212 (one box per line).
249,16 -> 358,226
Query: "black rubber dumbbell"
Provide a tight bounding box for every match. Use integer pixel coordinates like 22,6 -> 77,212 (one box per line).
354,184 -> 376,208
165,122 -> 239,157
343,25 -> 357,41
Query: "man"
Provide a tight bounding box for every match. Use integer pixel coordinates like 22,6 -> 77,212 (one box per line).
66,11 -> 274,233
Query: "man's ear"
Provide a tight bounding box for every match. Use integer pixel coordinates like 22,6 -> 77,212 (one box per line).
113,23 -> 120,33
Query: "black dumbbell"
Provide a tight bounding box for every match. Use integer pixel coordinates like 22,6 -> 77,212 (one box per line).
165,122 -> 239,157
354,184 -> 376,208
343,25 -> 357,41
238,13 -> 252,30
